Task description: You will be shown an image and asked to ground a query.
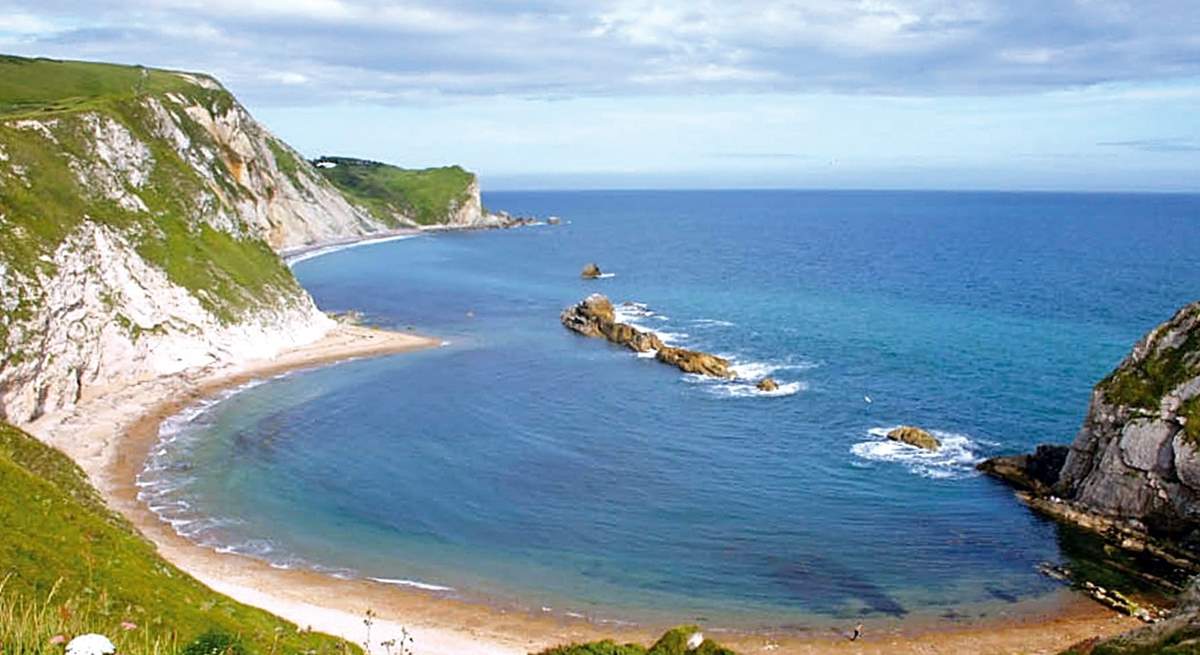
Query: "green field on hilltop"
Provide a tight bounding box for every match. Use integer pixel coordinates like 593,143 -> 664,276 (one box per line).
0,422 -> 352,654
312,156 -> 475,226
0,55 -> 202,119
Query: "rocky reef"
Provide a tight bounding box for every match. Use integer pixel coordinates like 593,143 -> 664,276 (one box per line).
581,262 -> 603,279
561,294 -> 733,378
980,301 -> 1200,571
887,426 -> 941,451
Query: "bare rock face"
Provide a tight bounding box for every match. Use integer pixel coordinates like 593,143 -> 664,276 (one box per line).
560,294 -> 730,378
581,263 -> 603,279
980,301 -> 1200,563
886,426 -> 941,451
655,347 -> 733,378
757,377 -> 779,392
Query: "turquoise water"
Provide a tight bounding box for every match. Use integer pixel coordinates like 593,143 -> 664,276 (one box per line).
139,190 -> 1200,627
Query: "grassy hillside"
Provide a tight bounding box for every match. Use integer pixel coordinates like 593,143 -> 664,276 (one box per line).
0,55 -> 302,339
311,157 -> 475,226
0,422 -> 350,654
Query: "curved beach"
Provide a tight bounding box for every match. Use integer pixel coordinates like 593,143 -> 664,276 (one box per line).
23,318 -> 1140,655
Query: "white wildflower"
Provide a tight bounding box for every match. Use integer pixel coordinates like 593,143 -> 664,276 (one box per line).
66,634 -> 116,655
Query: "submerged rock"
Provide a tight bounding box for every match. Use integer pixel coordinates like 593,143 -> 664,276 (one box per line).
547,216 -> 561,225
886,426 -> 941,451
757,377 -> 779,392
581,263 -> 603,279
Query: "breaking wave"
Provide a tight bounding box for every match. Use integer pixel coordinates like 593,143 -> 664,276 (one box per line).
850,426 -> 988,480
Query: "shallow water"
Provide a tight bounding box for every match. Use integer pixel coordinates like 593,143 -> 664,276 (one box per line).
139,190 -> 1200,627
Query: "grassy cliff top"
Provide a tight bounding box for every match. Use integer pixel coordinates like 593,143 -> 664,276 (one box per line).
312,156 -> 475,226
0,422 -> 350,654
0,55 -> 208,119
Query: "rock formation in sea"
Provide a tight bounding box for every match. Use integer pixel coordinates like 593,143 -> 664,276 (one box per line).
980,301 -> 1200,569
757,378 -> 779,392
561,294 -> 733,378
581,262 -> 602,279
887,426 -> 941,451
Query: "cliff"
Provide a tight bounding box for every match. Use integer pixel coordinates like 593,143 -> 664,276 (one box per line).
311,156 -> 505,228
0,56 -> 394,424
981,301 -> 1200,565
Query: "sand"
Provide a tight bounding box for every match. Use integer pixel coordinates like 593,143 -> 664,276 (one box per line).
23,323 -> 1142,655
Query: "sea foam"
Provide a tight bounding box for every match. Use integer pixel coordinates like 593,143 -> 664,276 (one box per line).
850,426 -> 987,480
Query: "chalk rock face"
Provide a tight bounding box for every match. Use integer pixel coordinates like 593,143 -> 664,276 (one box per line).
886,426 -> 941,451
0,64 -> 383,424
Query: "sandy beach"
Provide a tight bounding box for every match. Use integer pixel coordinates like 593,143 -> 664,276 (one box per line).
22,323 -> 1142,655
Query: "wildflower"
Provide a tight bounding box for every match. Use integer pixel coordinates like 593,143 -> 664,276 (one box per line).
49,635 -> 67,646
65,634 -> 116,655
120,622 -> 137,631
686,632 -> 704,650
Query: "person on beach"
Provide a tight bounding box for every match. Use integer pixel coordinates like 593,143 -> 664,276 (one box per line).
850,623 -> 863,641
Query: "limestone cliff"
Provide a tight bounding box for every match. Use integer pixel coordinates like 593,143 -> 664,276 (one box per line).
0,57 -> 394,424
982,301 -> 1200,562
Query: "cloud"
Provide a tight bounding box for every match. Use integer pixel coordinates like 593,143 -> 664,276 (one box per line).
2,0 -> 1199,105
1098,138 -> 1200,153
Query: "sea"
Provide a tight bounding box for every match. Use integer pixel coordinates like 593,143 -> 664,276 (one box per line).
137,190 -> 1200,629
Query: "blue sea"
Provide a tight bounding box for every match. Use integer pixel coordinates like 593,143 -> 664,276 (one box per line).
139,190 -> 1200,628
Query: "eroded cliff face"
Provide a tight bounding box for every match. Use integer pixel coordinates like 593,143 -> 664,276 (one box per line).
1055,302 -> 1200,534
982,302 -> 1200,554
0,66 -> 387,424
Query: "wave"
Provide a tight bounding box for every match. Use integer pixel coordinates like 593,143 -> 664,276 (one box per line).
690,318 -> 735,328
594,272 -> 616,279
850,426 -> 987,480
705,380 -> 807,398
369,577 -> 455,592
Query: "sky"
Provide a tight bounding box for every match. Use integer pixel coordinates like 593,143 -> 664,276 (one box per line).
2,1 -> 1198,191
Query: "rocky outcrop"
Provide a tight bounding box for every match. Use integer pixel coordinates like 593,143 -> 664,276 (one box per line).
581,263 -> 602,279
1060,578 -> 1200,653
757,378 -> 779,392
560,294 -> 732,378
887,426 -> 941,451
655,347 -> 733,378
0,58 -> 394,424
981,301 -> 1200,566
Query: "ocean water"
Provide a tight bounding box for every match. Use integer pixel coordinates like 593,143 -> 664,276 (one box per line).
139,190 -> 1200,628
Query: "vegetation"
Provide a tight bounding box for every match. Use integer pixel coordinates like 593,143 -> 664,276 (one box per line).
311,157 -> 475,226
535,626 -> 736,655
1100,306 -> 1200,415
0,54 -> 304,347
0,422 -> 351,655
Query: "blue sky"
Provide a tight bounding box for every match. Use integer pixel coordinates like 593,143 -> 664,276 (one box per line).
2,1 -> 1198,191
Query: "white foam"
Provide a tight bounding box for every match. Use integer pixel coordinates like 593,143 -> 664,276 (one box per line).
369,577 -> 455,592
708,380 -> 807,398
594,272 -> 616,279
850,426 -> 986,480
286,233 -> 419,267
691,318 -> 735,327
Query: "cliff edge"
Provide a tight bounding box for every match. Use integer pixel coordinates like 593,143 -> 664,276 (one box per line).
981,301 -> 1200,567
0,56 -> 395,423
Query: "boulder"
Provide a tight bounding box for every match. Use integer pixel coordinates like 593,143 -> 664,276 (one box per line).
655,347 -> 733,378
757,378 -> 779,392
886,426 -> 941,451
978,445 -> 1069,494
581,263 -> 602,279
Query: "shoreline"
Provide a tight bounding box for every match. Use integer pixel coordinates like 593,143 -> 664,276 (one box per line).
24,324 -> 1142,654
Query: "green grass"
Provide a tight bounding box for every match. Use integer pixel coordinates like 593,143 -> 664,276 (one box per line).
311,157 -> 475,226
0,54 -> 303,350
0,55 -> 197,119
0,422 -> 352,655
534,626 -> 736,655
1099,306 -> 1200,414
